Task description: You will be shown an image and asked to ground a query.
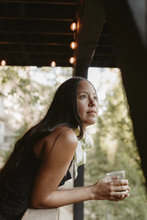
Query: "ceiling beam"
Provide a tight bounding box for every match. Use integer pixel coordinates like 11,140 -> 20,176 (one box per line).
0,19 -> 73,34
0,2 -> 77,20
0,33 -> 73,44
2,60 -> 73,67
0,44 -> 73,53
0,0 -> 77,4
0,52 -> 73,60
73,0 -> 106,78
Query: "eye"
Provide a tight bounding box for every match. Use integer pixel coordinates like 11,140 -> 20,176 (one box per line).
93,96 -> 98,101
80,94 -> 87,99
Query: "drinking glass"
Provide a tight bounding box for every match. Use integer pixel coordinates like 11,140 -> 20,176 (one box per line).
106,170 -> 126,190
106,170 -> 125,195
106,170 -> 125,181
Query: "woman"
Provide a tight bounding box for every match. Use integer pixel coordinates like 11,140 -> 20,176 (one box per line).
0,77 -> 130,220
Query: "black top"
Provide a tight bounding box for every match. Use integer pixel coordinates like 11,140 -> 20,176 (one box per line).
0,130 -> 72,220
0,146 -> 40,220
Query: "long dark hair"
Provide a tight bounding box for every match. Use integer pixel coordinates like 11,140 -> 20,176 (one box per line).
0,76 -> 86,189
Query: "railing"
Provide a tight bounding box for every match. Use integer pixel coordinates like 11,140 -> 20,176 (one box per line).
21,208 -> 59,220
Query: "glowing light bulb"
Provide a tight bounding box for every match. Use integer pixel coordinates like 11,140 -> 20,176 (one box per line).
1,60 -> 6,66
70,22 -> 77,31
70,42 -> 76,49
51,61 -> 56,67
69,57 -> 75,64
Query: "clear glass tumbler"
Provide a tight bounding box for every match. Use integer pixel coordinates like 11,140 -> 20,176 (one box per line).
106,170 -> 125,181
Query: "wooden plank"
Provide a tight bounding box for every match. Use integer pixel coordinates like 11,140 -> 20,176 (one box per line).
0,19 -> 73,34
0,0 -> 78,4
2,60 -> 73,67
73,0 -> 106,77
21,208 -> 58,220
91,62 -> 117,68
0,2 -> 77,20
0,52 -> 73,60
0,44 -> 73,53
104,0 -> 147,187
0,33 -> 73,44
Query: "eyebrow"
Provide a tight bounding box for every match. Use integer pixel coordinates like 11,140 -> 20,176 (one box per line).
78,91 -> 97,95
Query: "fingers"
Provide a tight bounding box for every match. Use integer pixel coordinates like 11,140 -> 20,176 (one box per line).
112,185 -> 130,192
109,179 -> 130,192
108,179 -> 130,202
94,178 -> 130,201
110,189 -> 130,201
111,195 -> 129,202
110,179 -> 129,186
109,192 -> 130,202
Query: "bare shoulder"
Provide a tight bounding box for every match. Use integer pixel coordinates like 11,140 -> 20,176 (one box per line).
43,127 -> 78,155
34,127 -> 78,159
57,127 -> 78,145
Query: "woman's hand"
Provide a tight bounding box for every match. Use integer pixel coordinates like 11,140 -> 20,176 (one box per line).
91,177 -> 130,202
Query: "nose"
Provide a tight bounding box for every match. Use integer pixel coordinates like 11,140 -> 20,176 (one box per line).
89,98 -> 96,107
90,102 -> 95,107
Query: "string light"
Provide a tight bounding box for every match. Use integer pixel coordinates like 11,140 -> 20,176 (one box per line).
1,60 -> 6,66
69,57 -> 75,64
51,61 -> 56,67
70,22 -> 77,31
70,42 -> 76,49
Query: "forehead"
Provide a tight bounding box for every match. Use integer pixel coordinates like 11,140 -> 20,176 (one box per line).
78,80 -> 96,93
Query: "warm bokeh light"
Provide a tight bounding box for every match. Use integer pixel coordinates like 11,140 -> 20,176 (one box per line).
70,42 -> 76,49
69,57 -> 75,64
1,60 -> 6,66
50,61 -> 56,67
70,22 -> 77,31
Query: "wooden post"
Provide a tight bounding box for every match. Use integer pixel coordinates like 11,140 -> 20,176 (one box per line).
73,0 -> 106,77
104,0 -> 147,187
73,165 -> 84,220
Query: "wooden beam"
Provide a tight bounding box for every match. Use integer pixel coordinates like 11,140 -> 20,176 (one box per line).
0,52 -> 73,60
73,165 -> 84,220
2,60 -> 73,67
0,2 -> 77,20
0,19 -> 73,34
104,0 -> 147,187
127,0 -> 147,45
73,0 -> 106,77
0,0 -> 77,4
73,1 -> 106,218
0,33 -> 73,44
0,44 -> 73,53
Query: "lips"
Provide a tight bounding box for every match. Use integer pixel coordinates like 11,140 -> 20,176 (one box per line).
87,108 -> 97,114
87,111 -> 97,117
88,111 -> 96,114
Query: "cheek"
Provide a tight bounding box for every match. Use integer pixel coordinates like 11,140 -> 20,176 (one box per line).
97,104 -> 99,115
77,102 -> 85,114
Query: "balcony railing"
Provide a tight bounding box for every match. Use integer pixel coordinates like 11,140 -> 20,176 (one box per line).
21,208 -> 59,220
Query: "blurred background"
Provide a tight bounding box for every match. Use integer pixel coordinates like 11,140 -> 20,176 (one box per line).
0,66 -> 146,219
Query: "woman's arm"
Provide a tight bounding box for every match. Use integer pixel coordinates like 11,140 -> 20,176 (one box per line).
54,178 -> 130,206
30,129 -> 130,208
31,179 -> 129,208
30,128 -> 79,208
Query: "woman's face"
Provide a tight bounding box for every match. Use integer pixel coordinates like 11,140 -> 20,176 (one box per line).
77,80 -> 99,128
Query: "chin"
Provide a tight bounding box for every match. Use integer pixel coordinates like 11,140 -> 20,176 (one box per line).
84,121 -> 97,127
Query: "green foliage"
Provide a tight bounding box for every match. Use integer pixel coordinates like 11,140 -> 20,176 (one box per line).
0,66 -> 72,163
85,72 -> 147,220
2,122 -> 30,163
